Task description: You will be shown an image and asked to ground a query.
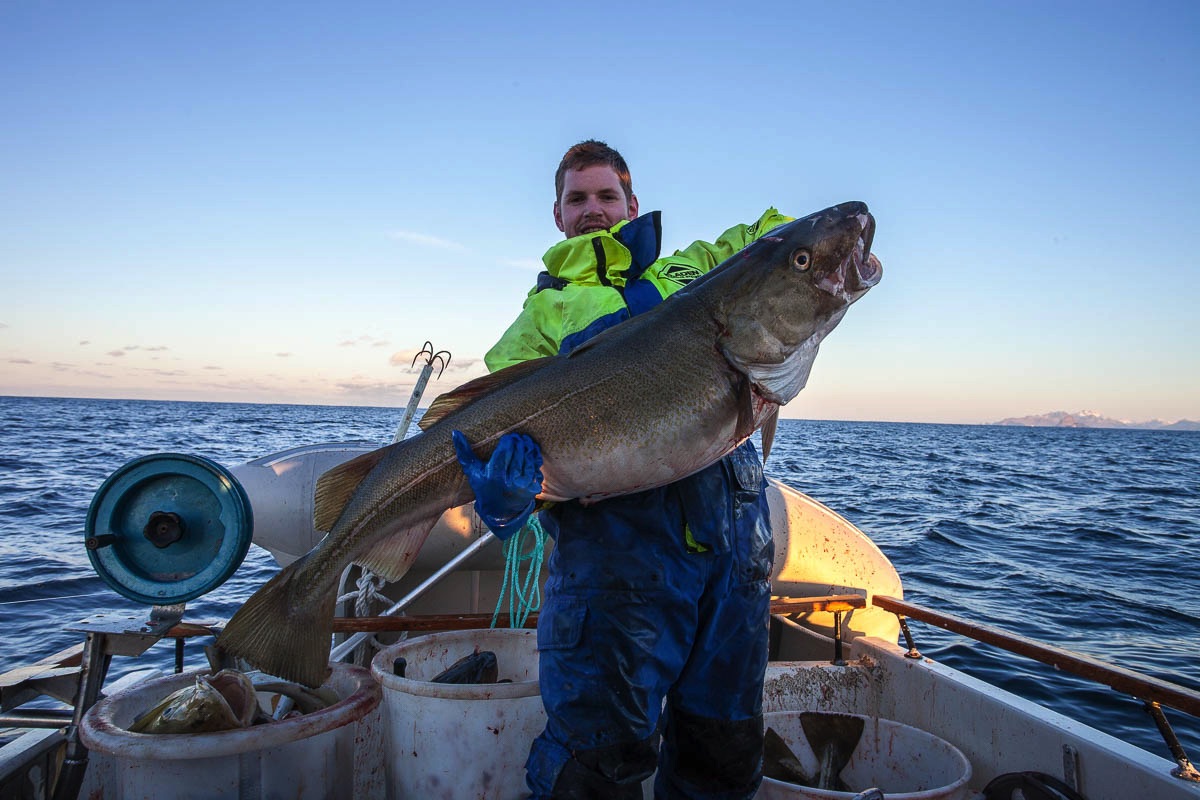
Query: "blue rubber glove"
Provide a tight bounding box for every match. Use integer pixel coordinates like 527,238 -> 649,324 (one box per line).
452,430 -> 543,540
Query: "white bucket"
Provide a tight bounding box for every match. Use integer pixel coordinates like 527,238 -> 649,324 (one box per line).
756,711 -> 972,800
371,627 -> 545,800
78,662 -> 383,800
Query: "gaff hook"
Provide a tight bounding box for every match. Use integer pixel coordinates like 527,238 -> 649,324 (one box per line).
394,342 -> 453,443
412,341 -> 451,379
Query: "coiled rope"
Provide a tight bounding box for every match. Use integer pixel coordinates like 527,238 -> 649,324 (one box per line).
491,514 -> 547,629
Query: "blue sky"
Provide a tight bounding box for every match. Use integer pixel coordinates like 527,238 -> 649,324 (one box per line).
2,2 -> 1197,424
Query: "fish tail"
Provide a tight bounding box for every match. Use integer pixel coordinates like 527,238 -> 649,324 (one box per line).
217,560 -> 336,688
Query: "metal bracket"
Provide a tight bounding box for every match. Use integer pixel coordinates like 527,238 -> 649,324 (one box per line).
897,615 -> 922,659
831,610 -> 847,666
65,604 -> 186,657
50,630 -> 111,800
1144,700 -> 1200,783
1062,743 -> 1081,791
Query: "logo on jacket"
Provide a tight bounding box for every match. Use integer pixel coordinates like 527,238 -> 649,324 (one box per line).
660,263 -> 703,286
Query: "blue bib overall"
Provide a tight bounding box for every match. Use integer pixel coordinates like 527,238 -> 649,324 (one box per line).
522,214 -> 776,799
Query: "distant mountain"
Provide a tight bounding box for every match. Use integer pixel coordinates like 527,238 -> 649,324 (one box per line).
992,410 -> 1200,431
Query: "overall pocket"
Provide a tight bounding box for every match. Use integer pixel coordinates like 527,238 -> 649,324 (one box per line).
727,443 -> 773,584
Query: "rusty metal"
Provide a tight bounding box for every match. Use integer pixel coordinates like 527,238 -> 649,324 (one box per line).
872,595 -> 1200,719
1144,701 -> 1200,783
319,595 -> 868,635
831,610 -> 846,666
84,533 -> 118,550
897,615 -> 922,659
411,340 -> 452,378
328,613 -> 539,632
145,595 -> 876,640
143,510 -> 185,548
770,594 -> 866,614
163,620 -> 225,639
50,631 -> 111,800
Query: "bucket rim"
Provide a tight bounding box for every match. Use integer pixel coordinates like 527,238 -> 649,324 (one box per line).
370,628 -> 540,700
79,662 -> 381,759
758,711 -> 972,799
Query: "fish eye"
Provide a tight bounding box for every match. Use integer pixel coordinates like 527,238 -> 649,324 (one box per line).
791,249 -> 811,272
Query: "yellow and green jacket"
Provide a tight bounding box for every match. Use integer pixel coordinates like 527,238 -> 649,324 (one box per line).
484,208 -> 793,372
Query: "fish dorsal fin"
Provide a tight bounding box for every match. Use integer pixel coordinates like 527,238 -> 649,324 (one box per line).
760,407 -> 779,463
418,357 -> 556,431
313,447 -> 391,532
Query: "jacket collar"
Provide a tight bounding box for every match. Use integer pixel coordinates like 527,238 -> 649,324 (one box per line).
540,212 -> 662,289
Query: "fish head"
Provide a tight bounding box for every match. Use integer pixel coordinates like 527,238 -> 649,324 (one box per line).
128,675 -> 246,734
708,201 -> 882,405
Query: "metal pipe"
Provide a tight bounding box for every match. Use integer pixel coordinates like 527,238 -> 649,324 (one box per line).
831,610 -> 846,666
329,532 -> 497,662
1144,701 -> 1200,783
394,361 -> 435,443
51,631 -> 111,800
0,708 -> 74,728
897,615 -> 922,659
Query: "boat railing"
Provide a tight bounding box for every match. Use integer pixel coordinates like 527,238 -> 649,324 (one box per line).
872,594 -> 1200,784
320,593 -> 867,635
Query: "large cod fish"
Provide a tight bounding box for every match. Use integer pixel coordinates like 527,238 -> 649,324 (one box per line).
218,201 -> 882,687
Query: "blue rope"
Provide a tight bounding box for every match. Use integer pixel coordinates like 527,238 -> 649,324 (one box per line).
491,514 -> 547,629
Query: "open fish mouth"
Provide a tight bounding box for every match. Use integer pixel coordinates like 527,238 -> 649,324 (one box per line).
818,211 -> 881,299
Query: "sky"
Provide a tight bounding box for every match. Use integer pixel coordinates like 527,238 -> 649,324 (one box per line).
2,2 -> 1198,425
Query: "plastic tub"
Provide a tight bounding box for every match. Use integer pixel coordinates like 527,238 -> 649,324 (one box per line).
371,627 -> 544,799
756,711 -> 972,800
79,662 -> 383,799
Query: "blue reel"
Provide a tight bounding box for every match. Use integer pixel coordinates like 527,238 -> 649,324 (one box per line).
85,453 -> 253,605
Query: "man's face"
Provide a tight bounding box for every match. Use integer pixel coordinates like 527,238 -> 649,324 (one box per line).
554,165 -> 639,238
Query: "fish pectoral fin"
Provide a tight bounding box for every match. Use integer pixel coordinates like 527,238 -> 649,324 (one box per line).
735,377 -> 757,443
418,357 -> 556,431
313,447 -> 392,532
761,407 -> 780,463
720,335 -> 821,408
351,519 -> 441,582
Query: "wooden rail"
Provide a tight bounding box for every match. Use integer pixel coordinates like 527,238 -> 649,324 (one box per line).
770,594 -> 866,614
159,595 -> 867,638
320,595 -> 867,633
331,614 -> 537,632
872,594 -> 1200,719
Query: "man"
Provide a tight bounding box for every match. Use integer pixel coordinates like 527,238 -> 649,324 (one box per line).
456,141 -> 789,799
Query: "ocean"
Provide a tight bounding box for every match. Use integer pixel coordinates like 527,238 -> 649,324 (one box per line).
1,395 -> 1197,759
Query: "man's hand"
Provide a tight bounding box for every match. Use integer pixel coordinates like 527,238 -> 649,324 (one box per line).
452,430 -> 543,540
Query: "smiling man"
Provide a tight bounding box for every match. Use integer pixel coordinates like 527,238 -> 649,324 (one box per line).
553,158 -> 639,237
476,140 -> 794,799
